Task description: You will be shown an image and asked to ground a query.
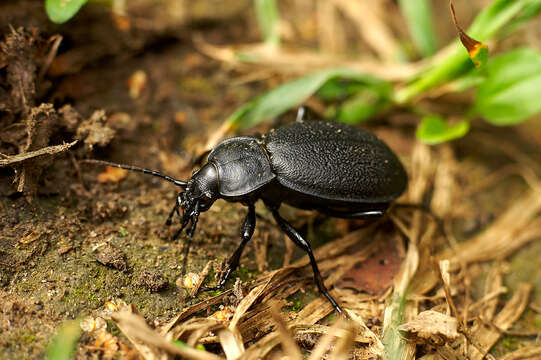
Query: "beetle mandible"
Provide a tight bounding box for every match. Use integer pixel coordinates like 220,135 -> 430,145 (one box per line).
85,108 -> 408,313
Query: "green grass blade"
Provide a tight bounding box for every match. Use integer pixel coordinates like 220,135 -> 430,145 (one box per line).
255,0 -> 281,47
45,0 -> 88,24
227,68 -> 387,129
416,115 -> 470,144
382,293 -> 407,359
45,320 -> 82,360
397,0 -> 437,57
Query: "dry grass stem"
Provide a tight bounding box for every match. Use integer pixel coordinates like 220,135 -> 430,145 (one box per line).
332,0 -> 399,61
190,260 -> 213,297
112,307 -> 223,360
218,328 -> 245,360
193,34 -> 423,81
327,321 -> 356,360
499,346 -> 541,360
439,188 -> 541,270
0,140 -> 78,167
306,318 -> 345,360
468,283 -> 533,360
270,304 -> 303,360
316,0 -> 346,54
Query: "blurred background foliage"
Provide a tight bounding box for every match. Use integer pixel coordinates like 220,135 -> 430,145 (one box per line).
45,0 -> 541,145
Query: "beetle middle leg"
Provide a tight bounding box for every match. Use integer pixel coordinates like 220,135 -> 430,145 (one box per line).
268,206 -> 343,314
201,203 -> 256,292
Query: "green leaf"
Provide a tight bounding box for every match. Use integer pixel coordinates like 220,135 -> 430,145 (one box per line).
45,0 -> 88,24
396,0 -> 540,103
397,0 -> 437,57
469,43 -> 489,67
45,320 -> 82,360
474,48 -> 541,125
416,115 -> 469,144
254,0 -> 281,47
335,88 -> 391,124
227,68 -> 388,129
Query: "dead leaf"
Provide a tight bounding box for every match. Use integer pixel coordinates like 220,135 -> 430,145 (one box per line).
97,165 -> 128,183
336,239 -> 401,295
398,310 -> 458,345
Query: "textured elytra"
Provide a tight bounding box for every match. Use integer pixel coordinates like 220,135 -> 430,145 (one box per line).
208,136 -> 275,197
263,121 -> 407,203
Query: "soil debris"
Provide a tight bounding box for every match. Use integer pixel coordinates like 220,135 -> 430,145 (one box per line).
75,110 -> 115,151
94,243 -> 127,271
138,269 -> 168,293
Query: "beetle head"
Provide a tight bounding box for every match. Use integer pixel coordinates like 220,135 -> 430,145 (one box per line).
183,163 -> 219,212
168,162 -> 219,237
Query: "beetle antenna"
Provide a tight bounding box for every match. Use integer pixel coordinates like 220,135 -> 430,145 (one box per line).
82,159 -> 188,188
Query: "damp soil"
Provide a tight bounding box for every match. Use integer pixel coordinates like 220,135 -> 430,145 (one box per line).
1,1 -> 541,359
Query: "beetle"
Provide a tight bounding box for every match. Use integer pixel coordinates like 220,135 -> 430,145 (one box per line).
84,108 -> 408,313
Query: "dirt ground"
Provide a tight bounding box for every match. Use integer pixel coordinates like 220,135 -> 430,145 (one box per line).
1,1 -> 541,359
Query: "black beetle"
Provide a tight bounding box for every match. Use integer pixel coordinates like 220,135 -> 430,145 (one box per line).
85,108 -> 408,313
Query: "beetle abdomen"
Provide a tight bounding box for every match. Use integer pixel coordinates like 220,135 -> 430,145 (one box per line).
263,121 -> 407,203
208,136 -> 275,197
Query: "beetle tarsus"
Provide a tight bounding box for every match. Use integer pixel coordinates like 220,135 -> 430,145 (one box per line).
269,206 -> 343,314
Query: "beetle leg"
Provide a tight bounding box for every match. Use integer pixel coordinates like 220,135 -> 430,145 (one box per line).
201,203 -> 256,292
181,202 -> 200,275
165,203 -> 180,226
269,207 -> 343,314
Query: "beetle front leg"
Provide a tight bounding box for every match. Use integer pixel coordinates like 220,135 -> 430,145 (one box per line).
269,207 -> 343,314
202,203 -> 256,292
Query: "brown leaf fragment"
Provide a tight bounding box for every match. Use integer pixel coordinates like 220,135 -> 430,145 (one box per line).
210,309 -> 234,322
449,0 -> 488,67
398,310 -> 458,345
97,165 -> 128,183
336,239 -> 401,295
57,245 -> 73,255
468,283 -> 533,360
93,328 -> 119,359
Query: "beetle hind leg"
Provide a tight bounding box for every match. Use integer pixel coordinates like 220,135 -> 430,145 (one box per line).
269,206 -> 343,314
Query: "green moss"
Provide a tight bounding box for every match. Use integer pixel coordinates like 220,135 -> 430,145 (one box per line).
20,332 -> 36,344
290,300 -> 303,312
501,336 -> 520,351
